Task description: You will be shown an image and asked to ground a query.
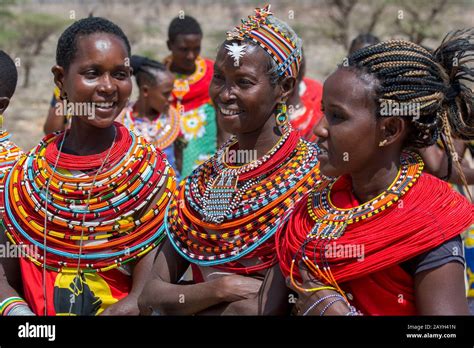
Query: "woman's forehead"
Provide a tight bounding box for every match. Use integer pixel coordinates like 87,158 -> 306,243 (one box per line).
216,43 -> 268,73
73,33 -> 129,64
323,68 -> 375,108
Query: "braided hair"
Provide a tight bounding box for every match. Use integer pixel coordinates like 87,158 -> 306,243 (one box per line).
347,29 -> 474,185
130,55 -> 168,87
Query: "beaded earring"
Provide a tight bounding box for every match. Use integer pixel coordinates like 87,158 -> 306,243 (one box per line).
275,102 -> 289,132
0,114 -> 4,135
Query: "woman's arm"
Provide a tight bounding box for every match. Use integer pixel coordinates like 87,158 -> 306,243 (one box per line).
415,262 -> 469,315
43,105 -> 67,135
0,229 -> 23,300
196,263 -> 291,315
418,141 -> 474,185
138,239 -> 229,315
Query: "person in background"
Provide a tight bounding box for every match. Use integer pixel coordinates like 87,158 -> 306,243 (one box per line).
287,50 -> 323,142
164,15 -> 217,178
348,33 -> 380,55
0,50 -> 23,216
118,55 -> 181,178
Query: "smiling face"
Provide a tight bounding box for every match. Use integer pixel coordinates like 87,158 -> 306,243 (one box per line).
314,68 -> 383,177
53,32 -> 132,129
209,43 -> 284,135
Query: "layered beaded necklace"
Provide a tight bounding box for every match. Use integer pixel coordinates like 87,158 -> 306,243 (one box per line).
166,126 -> 321,272
289,151 -> 424,297
0,130 -> 23,214
2,122 -> 175,274
119,104 -> 180,150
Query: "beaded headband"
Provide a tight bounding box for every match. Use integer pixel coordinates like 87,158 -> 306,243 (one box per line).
226,4 -> 302,78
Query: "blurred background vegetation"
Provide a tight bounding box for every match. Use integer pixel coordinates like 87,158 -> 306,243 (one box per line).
1,0 -> 473,150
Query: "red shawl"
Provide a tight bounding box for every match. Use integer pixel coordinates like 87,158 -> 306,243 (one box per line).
276,173 -> 473,315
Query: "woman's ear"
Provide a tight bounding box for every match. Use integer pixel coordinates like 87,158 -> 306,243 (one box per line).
378,117 -> 408,147
51,65 -> 65,97
278,76 -> 296,103
141,84 -> 150,98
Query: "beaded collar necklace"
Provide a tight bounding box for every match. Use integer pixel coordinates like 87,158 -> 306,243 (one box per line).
290,151 -> 424,297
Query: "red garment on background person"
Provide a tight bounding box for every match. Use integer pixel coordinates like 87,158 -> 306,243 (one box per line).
290,77 -> 323,142
276,173 -> 473,315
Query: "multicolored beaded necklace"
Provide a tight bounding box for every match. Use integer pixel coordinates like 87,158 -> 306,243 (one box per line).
289,151 -> 424,297
166,126 -> 321,273
2,122 -> 176,274
119,104 -> 181,150
165,56 -> 207,101
0,126 -> 23,215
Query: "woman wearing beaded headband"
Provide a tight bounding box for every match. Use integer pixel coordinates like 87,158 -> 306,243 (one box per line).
139,5 -> 320,315
0,17 -> 176,316
276,29 -> 474,315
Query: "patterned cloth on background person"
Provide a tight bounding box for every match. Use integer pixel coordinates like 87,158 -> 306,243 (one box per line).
165,55 -> 217,178
118,104 -> 181,179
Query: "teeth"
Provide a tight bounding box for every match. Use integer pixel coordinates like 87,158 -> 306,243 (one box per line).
95,102 -> 114,108
219,107 -> 243,116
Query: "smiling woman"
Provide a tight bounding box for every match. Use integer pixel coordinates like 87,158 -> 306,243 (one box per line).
139,4 -> 321,316
0,17 -> 176,316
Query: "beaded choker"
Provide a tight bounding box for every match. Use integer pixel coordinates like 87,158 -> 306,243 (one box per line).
165,128 -> 321,273
2,123 -> 176,273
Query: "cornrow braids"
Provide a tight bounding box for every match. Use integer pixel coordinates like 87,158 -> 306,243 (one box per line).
347,29 -> 474,187
130,55 -> 168,87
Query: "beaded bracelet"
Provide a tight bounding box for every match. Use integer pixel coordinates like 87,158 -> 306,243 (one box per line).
301,294 -> 342,316
319,297 -> 347,316
7,303 -> 35,316
0,297 -> 30,316
345,305 -> 361,316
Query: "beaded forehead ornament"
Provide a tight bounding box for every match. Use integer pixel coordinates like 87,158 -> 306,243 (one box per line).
226,4 -> 302,78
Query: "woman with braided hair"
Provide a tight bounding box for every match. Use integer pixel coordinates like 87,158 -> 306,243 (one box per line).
118,55 -> 181,178
276,29 -> 474,315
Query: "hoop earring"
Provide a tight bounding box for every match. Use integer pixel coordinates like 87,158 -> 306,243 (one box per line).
275,102 -> 288,126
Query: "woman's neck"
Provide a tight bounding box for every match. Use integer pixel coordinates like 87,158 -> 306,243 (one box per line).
62,121 -> 116,156
350,151 -> 401,203
235,113 -> 282,161
134,100 -> 159,121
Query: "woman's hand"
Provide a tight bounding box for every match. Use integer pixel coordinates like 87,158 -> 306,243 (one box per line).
217,274 -> 263,302
285,261 -> 350,316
